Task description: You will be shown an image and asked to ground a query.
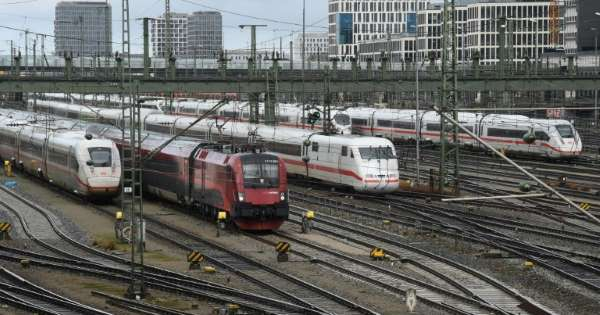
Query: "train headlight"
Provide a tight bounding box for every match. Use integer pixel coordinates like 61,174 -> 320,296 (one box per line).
280,192 -> 286,201
238,192 -> 245,202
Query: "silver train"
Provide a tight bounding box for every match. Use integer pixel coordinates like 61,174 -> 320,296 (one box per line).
0,110 -> 121,198
30,100 -> 399,193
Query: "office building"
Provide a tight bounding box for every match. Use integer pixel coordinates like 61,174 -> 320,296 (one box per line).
328,0 -> 431,57
358,1 -> 562,66
150,13 -> 189,58
54,1 -> 112,57
294,32 -> 329,61
187,11 -> 222,58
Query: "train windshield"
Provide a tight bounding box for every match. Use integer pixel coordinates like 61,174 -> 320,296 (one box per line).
555,125 -> 575,138
88,147 -> 112,167
358,146 -> 396,160
241,155 -> 279,188
334,114 -> 351,126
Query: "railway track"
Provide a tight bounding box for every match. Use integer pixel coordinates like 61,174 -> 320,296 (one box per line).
0,185 -> 321,315
293,189 -> 600,298
104,206 -> 378,315
289,191 -> 555,315
0,267 -> 110,315
247,227 -> 519,315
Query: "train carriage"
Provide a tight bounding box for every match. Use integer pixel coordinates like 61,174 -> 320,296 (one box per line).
0,113 -> 121,198
343,107 -> 582,159
86,124 -> 289,230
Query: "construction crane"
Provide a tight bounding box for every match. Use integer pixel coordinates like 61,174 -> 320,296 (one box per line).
549,0 -> 560,47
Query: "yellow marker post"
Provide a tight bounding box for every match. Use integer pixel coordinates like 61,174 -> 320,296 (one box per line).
275,241 -> 290,262
216,211 -> 227,237
370,247 -> 386,260
302,211 -> 315,233
4,161 -> 12,177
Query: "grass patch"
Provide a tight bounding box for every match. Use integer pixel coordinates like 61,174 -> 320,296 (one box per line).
92,233 -> 129,252
79,281 -> 125,296
146,296 -> 190,310
145,250 -> 177,262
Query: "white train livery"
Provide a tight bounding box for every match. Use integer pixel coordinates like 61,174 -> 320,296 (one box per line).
0,111 -> 121,198
344,108 -> 582,159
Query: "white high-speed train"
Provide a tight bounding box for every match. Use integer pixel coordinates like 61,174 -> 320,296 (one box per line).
142,98 -> 353,134
24,101 -> 399,193
344,108 -> 583,159
143,114 -> 399,193
0,110 -> 121,198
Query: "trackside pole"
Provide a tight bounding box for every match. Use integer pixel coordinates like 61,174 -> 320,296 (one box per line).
435,106 -> 600,226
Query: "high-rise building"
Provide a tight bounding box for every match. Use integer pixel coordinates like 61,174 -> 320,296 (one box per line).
564,0 -> 600,54
359,1 -> 563,66
150,13 -> 189,58
187,11 -> 222,58
54,1 -> 112,57
328,0 -> 431,58
294,32 -> 329,61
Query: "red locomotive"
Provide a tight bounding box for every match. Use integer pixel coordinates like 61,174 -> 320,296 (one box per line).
86,124 -> 289,231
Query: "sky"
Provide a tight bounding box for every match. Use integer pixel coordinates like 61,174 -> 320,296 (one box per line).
0,0 -> 329,55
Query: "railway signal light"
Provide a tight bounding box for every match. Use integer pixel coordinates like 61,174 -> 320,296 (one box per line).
307,112 -> 320,125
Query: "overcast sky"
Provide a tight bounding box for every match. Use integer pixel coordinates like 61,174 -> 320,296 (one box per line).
0,0 -> 329,55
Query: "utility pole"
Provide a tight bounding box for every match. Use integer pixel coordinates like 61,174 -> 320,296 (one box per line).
122,0 -> 145,300
79,15 -> 84,77
143,18 -> 150,80
415,2 -> 421,186
239,24 -> 267,124
439,0 -> 459,194
302,0 -> 306,128
165,0 -> 172,64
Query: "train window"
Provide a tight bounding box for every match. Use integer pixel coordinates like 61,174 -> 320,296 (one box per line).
312,142 -> 319,152
534,131 -> 550,141
393,121 -> 415,129
358,146 -> 396,160
267,142 -> 301,156
352,118 -> 368,126
488,128 -> 527,138
377,120 -> 392,127
334,114 -> 350,125
88,147 -> 112,167
341,146 -> 348,156
223,111 -> 238,118
555,125 -> 575,138
241,155 -> 279,188
426,123 -> 441,131
70,152 -> 79,171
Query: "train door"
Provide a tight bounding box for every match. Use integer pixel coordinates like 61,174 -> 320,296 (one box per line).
42,134 -> 49,176
339,145 -> 348,184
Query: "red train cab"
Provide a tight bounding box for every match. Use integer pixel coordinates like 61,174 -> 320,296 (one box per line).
193,148 -> 289,230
